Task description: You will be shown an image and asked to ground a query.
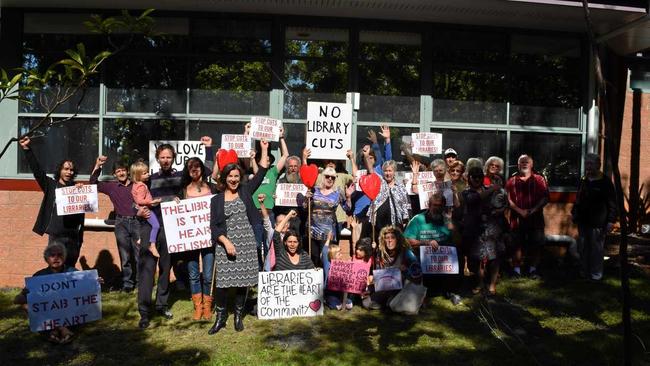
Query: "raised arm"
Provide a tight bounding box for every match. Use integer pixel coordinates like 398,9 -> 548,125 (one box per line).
276,127 -> 289,172
379,124 -> 392,161
19,136 -> 50,191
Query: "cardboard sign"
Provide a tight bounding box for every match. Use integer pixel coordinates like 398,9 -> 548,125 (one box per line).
257,269 -> 324,320
306,102 -> 352,160
55,184 -> 98,215
417,181 -> 454,209
327,260 -> 371,294
149,141 -> 206,174
373,267 -> 403,292
26,270 -> 102,332
275,183 -> 307,207
411,132 -> 442,155
250,116 -> 282,142
420,245 -> 459,274
221,134 -> 252,158
161,195 -> 214,254
404,171 -> 436,195
354,169 -> 367,191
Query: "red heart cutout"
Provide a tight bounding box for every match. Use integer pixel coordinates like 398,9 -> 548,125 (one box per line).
300,164 -> 319,189
359,173 -> 381,200
217,149 -> 238,171
309,299 -> 321,312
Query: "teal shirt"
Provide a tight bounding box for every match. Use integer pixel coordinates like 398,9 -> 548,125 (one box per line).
404,212 -> 451,245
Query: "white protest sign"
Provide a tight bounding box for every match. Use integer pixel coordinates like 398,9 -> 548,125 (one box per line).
355,169 -> 367,191
55,184 -> 98,216
221,134 -> 252,158
250,116 -> 282,142
417,181 -> 454,209
420,245 -> 459,274
149,141 -> 206,174
411,132 -> 442,155
306,101 -> 352,160
404,171 -> 436,195
373,267 -> 403,292
257,269 -> 324,320
161,195 -> 213,254
26,270 -> 101,332
275,183 -> 307,207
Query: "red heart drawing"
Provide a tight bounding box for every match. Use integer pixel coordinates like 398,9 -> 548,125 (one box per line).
359,173 -> 381,200
309,299 -> 321,312
300,164 -> 319,189
217,149 -> 238,171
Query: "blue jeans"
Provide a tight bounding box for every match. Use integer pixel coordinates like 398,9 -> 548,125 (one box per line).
114,216 -> 141,289
186,247 -> 214,295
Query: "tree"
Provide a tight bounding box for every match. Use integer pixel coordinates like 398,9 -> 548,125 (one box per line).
0,9 -> 157,160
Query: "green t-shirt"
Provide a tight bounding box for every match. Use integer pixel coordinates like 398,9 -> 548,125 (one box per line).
253,166 -> 279,209
403,212 -> 451,245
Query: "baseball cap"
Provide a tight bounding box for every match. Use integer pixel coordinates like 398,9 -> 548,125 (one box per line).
444,148 -> 458,157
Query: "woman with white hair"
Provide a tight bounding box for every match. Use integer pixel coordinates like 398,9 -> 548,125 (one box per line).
301,166 -> 352,266
483,156 -> 505,186
369,160 -> 411,239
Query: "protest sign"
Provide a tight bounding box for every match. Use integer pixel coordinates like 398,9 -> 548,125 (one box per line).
327,260 -> 371,294
161,195 -> 214,254
55,184 -> 98,215
26,270 -> 101,332
250,116 -> 282,142
275,183 -> 307,207
354,169 -> 367,191
221,134 -> 252,158
404,171 -> 436,195
420,246 -> 459,274
149,140 -> 206,174
257,269 -> 324,320
417,181 -> 453,209
373,267 -> 403,292
306,101 -> 352,160
411,132 -> 442,155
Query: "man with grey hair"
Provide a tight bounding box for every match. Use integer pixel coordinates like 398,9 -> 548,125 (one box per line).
505,154 -> 549,279
278,155 -> 302,184
571,153 -> 616,281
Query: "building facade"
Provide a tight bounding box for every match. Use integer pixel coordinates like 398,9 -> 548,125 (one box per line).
0,0 -> 648,286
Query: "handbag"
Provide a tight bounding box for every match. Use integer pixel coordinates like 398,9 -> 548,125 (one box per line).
388,280 -> 427,315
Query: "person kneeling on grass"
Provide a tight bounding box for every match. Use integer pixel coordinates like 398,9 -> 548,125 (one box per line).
13,243 -> 103,344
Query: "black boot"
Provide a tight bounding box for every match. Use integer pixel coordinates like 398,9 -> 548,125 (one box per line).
234,287 -> 247,332
208,289 -> 227,335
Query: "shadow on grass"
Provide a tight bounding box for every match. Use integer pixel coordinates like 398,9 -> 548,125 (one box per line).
0,289 -> 209,366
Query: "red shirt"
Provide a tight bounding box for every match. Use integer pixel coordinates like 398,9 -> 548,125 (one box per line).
505,173 -> 548,229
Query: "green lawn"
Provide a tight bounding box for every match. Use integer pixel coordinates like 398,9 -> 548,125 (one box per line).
1,268 -> 649,366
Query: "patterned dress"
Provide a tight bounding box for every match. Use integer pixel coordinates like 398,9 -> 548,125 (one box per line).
213,197 -> 258,288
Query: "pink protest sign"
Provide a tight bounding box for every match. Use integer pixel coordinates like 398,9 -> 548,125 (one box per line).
326,260 -> 371,294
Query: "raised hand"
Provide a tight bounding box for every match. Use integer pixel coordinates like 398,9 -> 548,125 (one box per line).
367,129 -> 378,145
200,136 -> 213,146
379,124 -> 390,142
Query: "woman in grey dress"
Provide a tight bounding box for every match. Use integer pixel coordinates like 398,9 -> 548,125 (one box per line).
208,140 -> 269,334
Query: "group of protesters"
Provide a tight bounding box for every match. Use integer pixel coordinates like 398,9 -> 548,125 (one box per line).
15,121 -> 617,340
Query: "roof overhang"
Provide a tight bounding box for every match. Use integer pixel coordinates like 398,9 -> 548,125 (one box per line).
3,0 -> 649,55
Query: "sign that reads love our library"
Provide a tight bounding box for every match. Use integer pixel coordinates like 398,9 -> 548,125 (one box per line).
306,101 -> 352,160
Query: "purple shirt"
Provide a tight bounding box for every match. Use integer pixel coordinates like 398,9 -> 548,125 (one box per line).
89,168 -> 137,217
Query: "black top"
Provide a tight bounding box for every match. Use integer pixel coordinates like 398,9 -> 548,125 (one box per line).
272,230 -> 314,271
572,175 -> 617,228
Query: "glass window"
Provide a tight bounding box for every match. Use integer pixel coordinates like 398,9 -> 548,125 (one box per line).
102,118 -> 185,166
357,126 -> 419,171
509,35 -> 581,127
18,118 -> 98,175
192,19 -> 272,55
191,60 -> 271,115
430,128 -> 507,165
285,27 -> 348,59
358,31 -> 421,123
105,56 -> 187,114
283,61 -> 348,119
509,132 -> 581,187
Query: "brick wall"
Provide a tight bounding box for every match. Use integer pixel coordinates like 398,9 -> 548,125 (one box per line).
619,90 -> 650,199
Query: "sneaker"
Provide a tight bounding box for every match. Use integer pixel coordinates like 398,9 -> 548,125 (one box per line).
528,270 -> 541,280
449,293 -> 462,306
156,308 -> 173,320
138,318 -> 150,329
511,271 -> 522,279
122,286 -> 134,293
345,300 -> 353,310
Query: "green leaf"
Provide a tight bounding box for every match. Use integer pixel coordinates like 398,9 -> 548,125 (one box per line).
64,50 -> 83,66
138,8 -> 155,19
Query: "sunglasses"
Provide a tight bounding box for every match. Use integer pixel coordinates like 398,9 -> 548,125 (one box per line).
324,175 -> 336,180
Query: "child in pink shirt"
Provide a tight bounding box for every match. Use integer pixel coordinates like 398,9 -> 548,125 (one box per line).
130,162 -> 161,258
